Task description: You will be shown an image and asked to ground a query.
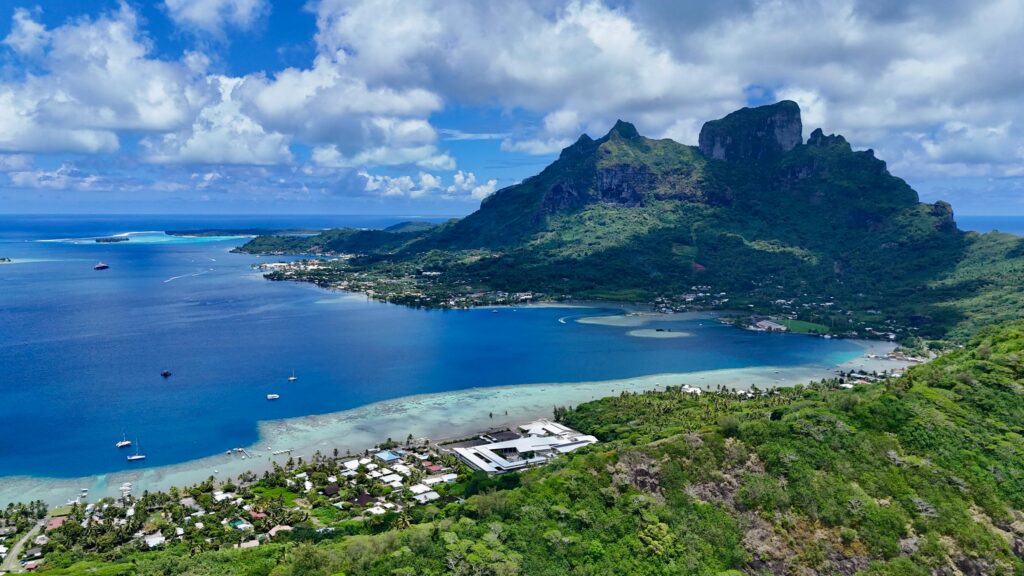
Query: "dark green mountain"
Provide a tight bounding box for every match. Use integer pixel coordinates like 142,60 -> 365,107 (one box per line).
240,102 -> 1024,341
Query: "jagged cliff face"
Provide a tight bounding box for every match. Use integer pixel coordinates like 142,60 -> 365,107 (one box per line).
699,100 -> 803,162
539,121 -> 666,212
426,100 -> 957,262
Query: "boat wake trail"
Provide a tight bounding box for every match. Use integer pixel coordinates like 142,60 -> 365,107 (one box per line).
164,269 -> 214,283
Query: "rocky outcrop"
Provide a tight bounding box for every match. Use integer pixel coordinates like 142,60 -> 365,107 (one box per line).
594,164 -> 651,206
543,120 -> 650,212
699,100 -> 803,162
807,127 -> 849,149
558,133 -> 598,161
606,119 -> 641,140
931,200 -> 957,233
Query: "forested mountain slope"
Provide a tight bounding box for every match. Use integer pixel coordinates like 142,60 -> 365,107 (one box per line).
240,102 -> 1024,341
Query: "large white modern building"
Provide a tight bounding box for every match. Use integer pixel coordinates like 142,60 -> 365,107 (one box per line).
451,419 -> 598,473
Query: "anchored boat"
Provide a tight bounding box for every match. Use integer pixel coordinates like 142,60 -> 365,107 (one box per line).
127,442 -> 146,461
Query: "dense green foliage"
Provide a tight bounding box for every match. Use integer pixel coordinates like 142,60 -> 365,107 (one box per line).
42,321 -> 1024,574
238,103 -> 1024,342
237,222 -> 440,255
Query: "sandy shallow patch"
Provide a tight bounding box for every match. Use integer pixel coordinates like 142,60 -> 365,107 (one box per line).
577,311 -> 717,328
0,338 -> 907,506
626,329 -> 694,338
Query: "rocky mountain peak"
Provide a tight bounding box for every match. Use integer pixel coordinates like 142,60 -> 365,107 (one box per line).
605,119 -> 641,140
698,100 -> 802,162
807,127 -> 849,149
558,133 -> 598,160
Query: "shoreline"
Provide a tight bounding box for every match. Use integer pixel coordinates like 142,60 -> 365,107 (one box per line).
0,337 -> 906,507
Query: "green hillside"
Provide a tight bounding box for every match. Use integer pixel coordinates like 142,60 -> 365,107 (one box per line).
237,102 -> 1024,342
42,321 -> 1024,574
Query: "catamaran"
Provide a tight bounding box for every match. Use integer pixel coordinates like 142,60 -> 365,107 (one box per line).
288,369 -> 297,382
115,433 -> 131,449
127,442 -> 146,461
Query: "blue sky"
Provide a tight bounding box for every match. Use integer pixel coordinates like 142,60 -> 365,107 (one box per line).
1,0 -> 1022,216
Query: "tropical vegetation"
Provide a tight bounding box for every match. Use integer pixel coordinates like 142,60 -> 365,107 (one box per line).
31,321 -> 1024,575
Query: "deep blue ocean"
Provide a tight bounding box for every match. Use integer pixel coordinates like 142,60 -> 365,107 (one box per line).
957,215 -> 1024,236
8,214 -> 1006,479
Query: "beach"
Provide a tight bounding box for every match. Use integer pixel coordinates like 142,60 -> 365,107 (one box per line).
0,335 -> 906,506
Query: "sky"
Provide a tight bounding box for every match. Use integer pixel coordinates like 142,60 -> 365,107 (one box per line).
0,0 -> 1022,216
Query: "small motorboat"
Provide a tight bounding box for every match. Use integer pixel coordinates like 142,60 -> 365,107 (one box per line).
161,370 -> 172,378
267,393 -> 280,400
94,262 -> 109,270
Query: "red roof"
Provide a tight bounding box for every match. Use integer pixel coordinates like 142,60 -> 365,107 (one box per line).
248,510 -> 267,519
46,516 -> 67,531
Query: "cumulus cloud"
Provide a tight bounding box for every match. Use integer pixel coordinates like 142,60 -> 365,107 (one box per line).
236,53 -> 451,169
311,0 -> 741,153
308,0 -> 1024,181
359,169 -> 497,200
164,0 -> 268,35
359,172 -> 417,197
0,154 -> 33,171
438,129 -> 510,141
0,89 -> 120,153
313,144 -> 454,171
7,163 -> 100,190
142,76 -> 292,165
446,170 -> 498,200
3,7 -> 49,56
2,0 -> 1024,207
0,4 -> 211,153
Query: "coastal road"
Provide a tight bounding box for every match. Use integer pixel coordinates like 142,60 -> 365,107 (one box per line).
0,519 -> 44,573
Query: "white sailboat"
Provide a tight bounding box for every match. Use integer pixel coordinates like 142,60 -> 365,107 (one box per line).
115,433 -> 132,449
127,441 -> 146,461
288,369 -> 297,382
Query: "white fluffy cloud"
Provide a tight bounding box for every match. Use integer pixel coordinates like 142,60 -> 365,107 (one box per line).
3,8 -> 48,56
2,0 -> 1024,207
312,0 -> 740,152
142,76 -> 292,165
164,0 -> 268,35
0,4 -> 211,153
447,170 -> 498,200
308,0 -> 1024,181
0,154 -> 32,171
236,53 -> 451,169
359,170 -> 496,200
7,163 -> 100,190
